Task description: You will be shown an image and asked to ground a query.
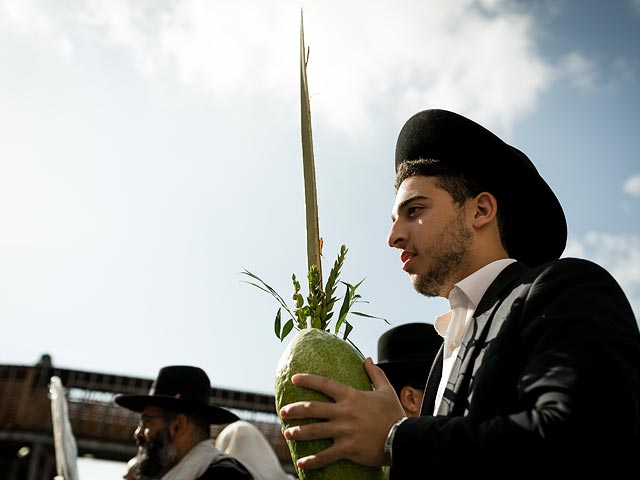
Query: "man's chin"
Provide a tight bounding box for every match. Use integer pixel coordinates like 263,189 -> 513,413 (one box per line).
411,274 -> 441,298
410,276 -> 426,294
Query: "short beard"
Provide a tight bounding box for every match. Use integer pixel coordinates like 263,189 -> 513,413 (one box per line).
412,207 -> 472,297
136,424 -> 178,479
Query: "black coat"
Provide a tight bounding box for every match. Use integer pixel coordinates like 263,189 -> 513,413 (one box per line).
390,258 -> 640,477
197,456 -> 253,480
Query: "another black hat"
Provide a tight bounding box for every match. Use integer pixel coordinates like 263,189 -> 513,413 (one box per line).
394,108 -> 567,267
376,323 -> 442,389
114,365 -> 239,425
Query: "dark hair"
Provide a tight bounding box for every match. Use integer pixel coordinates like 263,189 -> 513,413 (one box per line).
186,413 -> 211,440
387,372 -> 426,397
395,159 -> 509,251
163,409 -> 211,441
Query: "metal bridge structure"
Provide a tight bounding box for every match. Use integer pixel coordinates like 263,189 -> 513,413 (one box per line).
0,360 -> 293,480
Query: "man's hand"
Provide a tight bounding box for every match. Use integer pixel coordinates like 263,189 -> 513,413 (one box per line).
279,357 -> 406,470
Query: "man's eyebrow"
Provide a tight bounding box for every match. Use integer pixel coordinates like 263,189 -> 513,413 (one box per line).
391,194 -> 428,220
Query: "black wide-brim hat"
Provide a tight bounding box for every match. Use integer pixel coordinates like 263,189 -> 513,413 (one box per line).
395,109 -> 567,267
377,323 -> 442,385
114,365 -> 239,425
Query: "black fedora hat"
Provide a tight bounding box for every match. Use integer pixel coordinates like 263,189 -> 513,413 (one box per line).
394,109 -> 567,267
114,365 -> 239,425
377,323 -> 442,389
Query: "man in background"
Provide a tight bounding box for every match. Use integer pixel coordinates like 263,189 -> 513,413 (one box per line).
376,322 -> 441,417
115,365 -> 253,480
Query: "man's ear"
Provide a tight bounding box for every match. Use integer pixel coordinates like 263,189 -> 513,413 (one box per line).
169,413 -> 188,439
399,386 -> 423,416
472,191 -> 498,228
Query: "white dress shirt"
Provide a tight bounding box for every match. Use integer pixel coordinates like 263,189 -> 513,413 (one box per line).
432,258 -> 516,415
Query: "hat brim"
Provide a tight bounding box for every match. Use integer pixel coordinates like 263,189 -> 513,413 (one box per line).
114,394 -> 239,425
495,151 -> 567,267
377,360 -> 432,388
376,357 -> 435,377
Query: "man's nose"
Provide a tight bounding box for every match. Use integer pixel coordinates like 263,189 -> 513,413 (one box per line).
387,220 -> 404,248
134,425 -> 144,443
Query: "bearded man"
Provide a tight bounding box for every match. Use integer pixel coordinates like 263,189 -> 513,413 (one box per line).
115,365 -> 253,480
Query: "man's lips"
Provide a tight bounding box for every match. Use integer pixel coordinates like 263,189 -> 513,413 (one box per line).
400,251 -> 415,270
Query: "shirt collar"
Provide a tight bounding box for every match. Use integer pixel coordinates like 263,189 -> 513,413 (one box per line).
434,258 -> 516,337
455,258 -> 516,309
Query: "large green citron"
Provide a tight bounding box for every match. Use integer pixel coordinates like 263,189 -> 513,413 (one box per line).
275,328 -> 386,480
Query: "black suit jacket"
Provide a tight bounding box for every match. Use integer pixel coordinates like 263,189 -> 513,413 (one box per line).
197,456 -> 253,480
390,258 -> 640,477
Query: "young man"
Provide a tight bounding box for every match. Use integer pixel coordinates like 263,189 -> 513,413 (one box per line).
115,365 -> 253,480
278,109 -> 640,476
376,322 -> 442,417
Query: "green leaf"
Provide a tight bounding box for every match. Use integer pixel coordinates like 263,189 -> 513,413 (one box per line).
335,284 -> 353,333
241,269 -> 297,340
300,10 -> 322,283
352,311 -> 390,324
342,321 -> 353,341
281,319 -> 294,341
241,270 -> 295,320
274,308 -> 282,338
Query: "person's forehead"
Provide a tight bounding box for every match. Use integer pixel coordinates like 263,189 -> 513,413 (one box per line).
398,175 -> 439,193
395,176 -> 442,204
141,404 -> 164,416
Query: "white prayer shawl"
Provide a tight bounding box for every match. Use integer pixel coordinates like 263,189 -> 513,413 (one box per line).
215,421 -> 295,480
161,439 -> 228,480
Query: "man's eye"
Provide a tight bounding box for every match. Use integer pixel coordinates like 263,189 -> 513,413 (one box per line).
407,206 -> 421,217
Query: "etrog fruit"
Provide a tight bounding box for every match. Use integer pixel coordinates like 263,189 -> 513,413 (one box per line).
275,327 -> 387,480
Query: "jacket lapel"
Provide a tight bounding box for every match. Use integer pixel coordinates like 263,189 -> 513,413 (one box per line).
428,262 -> 529,416
421,347 -> 443,415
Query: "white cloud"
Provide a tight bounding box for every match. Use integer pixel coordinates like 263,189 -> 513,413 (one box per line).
564,233 -> 640,319
563,238 -> 585,258
77,0 -> 300,97
0,0 -> 73,57
1,0 -> 53,34
302,0 -> 552,136
79,0 -> 156,68
556,51 -> 598,92
0,0 -> 554,137
623,174 -> 640,197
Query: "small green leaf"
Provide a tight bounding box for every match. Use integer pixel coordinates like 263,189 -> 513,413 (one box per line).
241,270 -> 296,320
275,308 -> 282,338
281,319 -> 294,341
335,284 -> 352,333
352,311 -> 390,323
342,321 -> 353,341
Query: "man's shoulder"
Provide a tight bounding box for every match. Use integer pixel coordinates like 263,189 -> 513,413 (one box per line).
525,256 -> 620,286
196,456 -> 253,480
504,257 -> 635,322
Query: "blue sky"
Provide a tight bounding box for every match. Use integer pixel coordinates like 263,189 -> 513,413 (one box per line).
1,0 -> 639,477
